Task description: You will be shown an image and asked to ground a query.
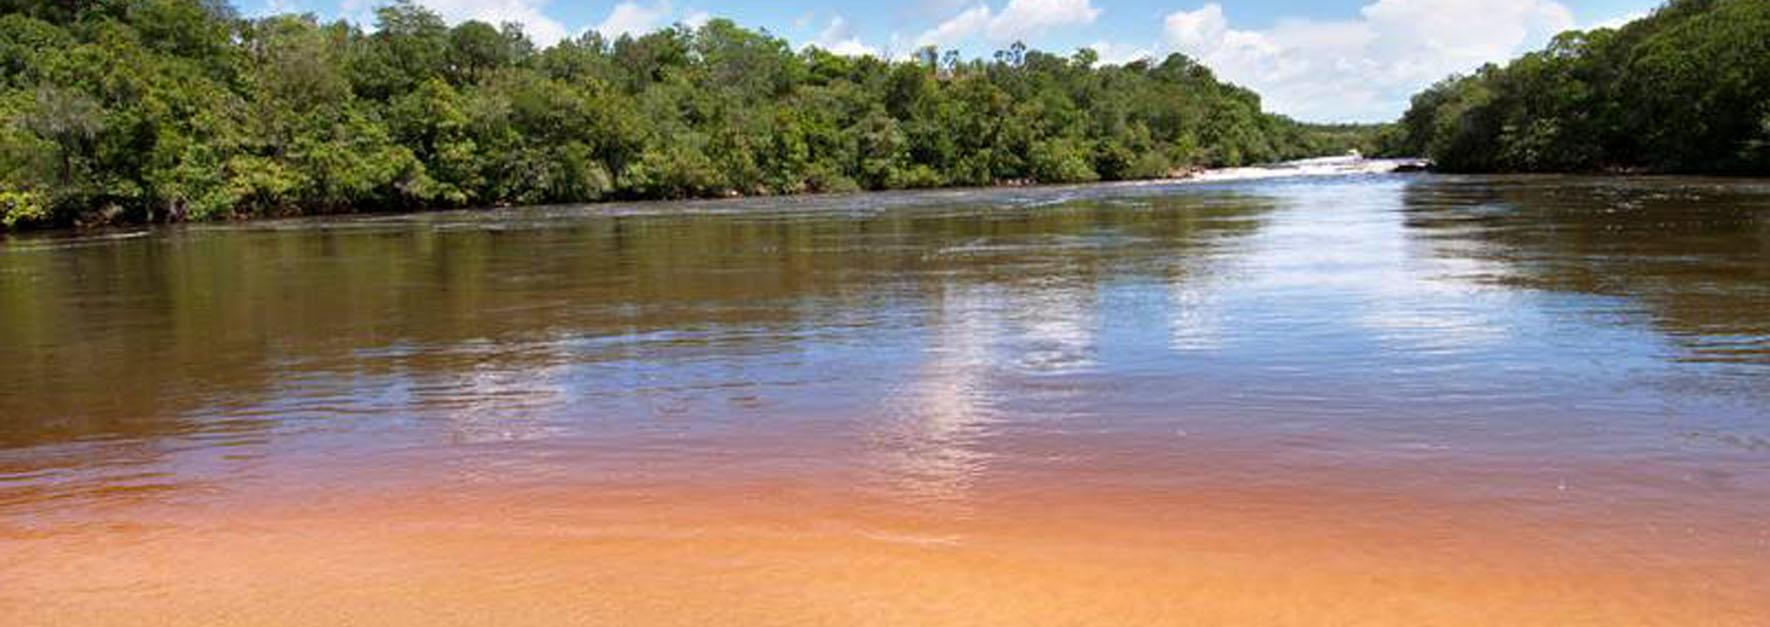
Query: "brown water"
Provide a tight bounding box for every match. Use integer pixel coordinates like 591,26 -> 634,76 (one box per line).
3,174 -> 1769,625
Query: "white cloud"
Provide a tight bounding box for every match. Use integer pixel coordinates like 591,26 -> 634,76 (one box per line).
683,10 -> 712,30
411,0 -> 571,44
1584,11 -> 1646,31
916,0 -> 1100,48
808,16 -> 879,57
1086,40 -> 1153,66
917,4 -> 993,48
595,1 -> 673,39
988,0 -> 1100,40
1161,0 -> 1575,122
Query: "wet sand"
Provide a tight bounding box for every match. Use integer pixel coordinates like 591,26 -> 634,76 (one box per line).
6,435 -> 1768,626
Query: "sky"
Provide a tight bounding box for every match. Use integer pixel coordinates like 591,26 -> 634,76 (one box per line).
242,0 -> 1664,122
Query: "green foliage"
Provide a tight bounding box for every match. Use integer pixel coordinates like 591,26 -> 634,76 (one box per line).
1028,138 -> 1098,183
0,189 -> 46,226
0,0 -> 1360,229
1392,0 -> 1770,174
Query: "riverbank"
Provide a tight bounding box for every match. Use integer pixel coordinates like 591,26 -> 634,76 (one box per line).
3,157 -> 1430,237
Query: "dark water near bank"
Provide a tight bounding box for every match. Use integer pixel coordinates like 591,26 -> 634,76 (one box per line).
3,173 -> 1769,624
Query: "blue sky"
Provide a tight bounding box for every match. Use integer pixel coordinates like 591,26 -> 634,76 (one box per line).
242,0 -> 1663,122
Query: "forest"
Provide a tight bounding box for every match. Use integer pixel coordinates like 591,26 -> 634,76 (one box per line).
0,0 -> 1375,229
1388,0 -> 1770,174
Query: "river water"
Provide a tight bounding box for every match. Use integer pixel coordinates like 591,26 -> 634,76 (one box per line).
3,172 -> 1768,625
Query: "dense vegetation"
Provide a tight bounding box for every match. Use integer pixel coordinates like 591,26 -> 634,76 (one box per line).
1389,0 -> 1770,174
0,0 -> 1368,229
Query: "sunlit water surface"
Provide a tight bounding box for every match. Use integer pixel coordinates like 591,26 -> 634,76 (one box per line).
3,174 -> 1769,625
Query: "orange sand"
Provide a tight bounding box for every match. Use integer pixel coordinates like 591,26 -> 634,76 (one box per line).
5,475 -> 1765,626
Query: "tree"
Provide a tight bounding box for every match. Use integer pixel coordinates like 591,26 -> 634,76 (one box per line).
21,86 -> 101,186
1392,0 -> 1770,174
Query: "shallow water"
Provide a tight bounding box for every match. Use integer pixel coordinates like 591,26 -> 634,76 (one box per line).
3,173 -> 1769,625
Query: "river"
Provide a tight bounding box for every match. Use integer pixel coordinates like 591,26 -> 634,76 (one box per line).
3,170 -> 1768,625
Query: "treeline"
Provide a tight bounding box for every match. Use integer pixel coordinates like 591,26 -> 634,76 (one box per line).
1389,0 -> 1770,174
0,0 -> 1363,229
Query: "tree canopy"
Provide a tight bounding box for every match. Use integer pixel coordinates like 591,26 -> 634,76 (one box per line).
0,0 -> 1370,228
1386,0 -> 1770,174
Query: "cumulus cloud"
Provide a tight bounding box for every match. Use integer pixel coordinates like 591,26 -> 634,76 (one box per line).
594,1 -> 674,39
990,0 -> 1100,40
916,0 -> 1100,48
917,5 -> 994,48
1584,11 -> 1647,31
682,10 -> 712,29
1162,0 -> 1576,121
411,0 -> 571,44
1086,40 -> 1153,66
808,16 -> 880,57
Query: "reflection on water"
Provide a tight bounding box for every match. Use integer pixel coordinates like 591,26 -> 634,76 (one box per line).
874,283 -> 1002,507
0,187 -> 1271,484
3,175 -> 1770,625
1403,176 -> 1770,362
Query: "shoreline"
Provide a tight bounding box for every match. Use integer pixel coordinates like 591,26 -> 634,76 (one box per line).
4,157 -> 1431,237
21,160 -> 1770,243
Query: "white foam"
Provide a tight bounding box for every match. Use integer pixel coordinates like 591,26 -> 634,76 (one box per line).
1190,156 -> 1426,183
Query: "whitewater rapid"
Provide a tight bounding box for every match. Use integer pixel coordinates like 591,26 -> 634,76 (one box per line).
1188,156 -> 1427,183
